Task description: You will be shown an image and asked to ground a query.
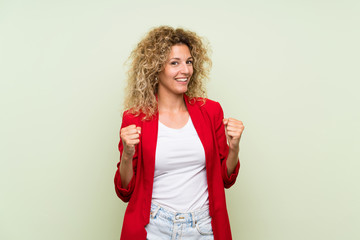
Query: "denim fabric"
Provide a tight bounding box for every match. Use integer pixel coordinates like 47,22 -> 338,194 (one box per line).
145,202 -> 214,240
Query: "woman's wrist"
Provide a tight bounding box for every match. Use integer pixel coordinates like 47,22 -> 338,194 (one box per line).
121,152 -> 134,163
229,145 -> 240,154
226,147 -> 239,176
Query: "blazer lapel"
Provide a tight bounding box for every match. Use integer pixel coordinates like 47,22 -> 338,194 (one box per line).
184,95 -> 213,167
141,113 -> 158,184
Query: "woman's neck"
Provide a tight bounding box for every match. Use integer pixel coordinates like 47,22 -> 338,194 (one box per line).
157,93 -> 187,113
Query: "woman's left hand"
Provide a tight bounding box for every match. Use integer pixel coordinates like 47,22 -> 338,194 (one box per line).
223,118 -> 245,151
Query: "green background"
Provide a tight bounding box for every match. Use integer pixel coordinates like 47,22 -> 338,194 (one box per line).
1,0 -> 359,239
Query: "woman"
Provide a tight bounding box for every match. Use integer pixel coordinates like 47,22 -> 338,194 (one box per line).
114,26 -> 244,240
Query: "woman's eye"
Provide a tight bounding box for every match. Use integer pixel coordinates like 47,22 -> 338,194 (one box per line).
170,61 -> 179,65
186,60 -> 193,64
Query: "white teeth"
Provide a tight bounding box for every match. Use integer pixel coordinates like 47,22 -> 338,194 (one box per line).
176,78 -> 187,82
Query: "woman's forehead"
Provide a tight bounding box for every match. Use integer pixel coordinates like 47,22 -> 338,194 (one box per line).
168,44 -> 192,58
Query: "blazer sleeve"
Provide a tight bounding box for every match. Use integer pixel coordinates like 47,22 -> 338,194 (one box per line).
214,101 -> 240,188
114,111 -> 138,202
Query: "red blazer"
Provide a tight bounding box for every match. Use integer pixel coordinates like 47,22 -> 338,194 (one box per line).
114,95 -> 240,240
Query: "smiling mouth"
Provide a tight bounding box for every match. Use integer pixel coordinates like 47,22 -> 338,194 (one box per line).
175,78 -> 188,82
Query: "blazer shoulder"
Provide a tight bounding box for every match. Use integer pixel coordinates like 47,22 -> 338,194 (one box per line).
197,98 -> 223,115
121,109 -> 144,126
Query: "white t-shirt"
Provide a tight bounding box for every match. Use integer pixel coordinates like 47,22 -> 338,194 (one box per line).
152,117 -> 209,212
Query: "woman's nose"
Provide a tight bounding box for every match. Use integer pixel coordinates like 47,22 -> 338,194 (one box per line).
180,63 -> 191,74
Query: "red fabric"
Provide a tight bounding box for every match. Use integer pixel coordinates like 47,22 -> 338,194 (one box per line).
114,95 -> 240,240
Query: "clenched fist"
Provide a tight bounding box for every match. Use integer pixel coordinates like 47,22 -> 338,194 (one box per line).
120,124 -> 141,159
223,118 -> 244,151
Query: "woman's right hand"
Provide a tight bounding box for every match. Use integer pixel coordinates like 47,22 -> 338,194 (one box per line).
120,124 -> 141,159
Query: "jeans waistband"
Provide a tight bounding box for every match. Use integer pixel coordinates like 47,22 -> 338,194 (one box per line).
150,201 -> 210,226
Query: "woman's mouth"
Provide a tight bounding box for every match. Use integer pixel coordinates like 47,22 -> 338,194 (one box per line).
175,78 -> 188,82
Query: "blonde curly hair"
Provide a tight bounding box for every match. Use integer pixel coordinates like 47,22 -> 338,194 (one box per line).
123,26 -> 212,120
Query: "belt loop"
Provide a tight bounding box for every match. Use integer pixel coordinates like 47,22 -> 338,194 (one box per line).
191,212 -> 196,228
151,205 -> 160,219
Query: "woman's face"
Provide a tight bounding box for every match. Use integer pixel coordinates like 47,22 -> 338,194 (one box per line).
157,44 -> 193,97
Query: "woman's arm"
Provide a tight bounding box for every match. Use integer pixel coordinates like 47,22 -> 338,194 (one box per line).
226,146 -> 240,177
119,124 -> 141,188
212,101 -> 242,188
119,149 -> 135,189
114,112 -> 140,202
223,118 -> 244,176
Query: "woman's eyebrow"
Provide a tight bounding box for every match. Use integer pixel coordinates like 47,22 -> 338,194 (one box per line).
169,57 -> 194,60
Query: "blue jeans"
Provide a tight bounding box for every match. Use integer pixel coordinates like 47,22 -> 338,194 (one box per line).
145,202 -> 214,240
